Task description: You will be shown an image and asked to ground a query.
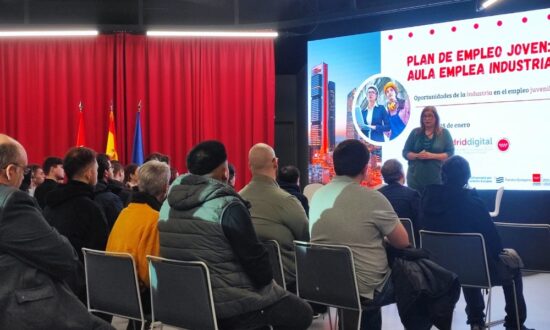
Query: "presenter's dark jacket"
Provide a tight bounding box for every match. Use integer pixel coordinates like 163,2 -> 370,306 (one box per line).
378,183 -> 421,243
419,184 -> 503,259
0,184 -> 113,329
361,104 -> 391,142
402,128 -> 454,194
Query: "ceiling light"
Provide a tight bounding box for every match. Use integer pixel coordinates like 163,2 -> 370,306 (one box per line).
477,0 -> 502,11
0,30 -> 98,37
147,30 -> 278,38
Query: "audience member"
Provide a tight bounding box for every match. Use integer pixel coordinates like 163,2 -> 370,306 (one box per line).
108,160 -> 131,205
228,163 -> 236,188
145,152 -> 170,164
0,134 -> 112,329
29,164 -> 45,196
111,160 -> 125,182
18,165 -> 32,193
107,160 -> 170,329
378,159 -> 421,244
277,164 -> 309,215
310,139 -> 409,330
124,163 -> 139,189
420,156 -> 532,330
158,140 -> 312,330
34,156 -> 64,209
43,147 -> 109,302
240,144 -> 310,292
94,154 -> 124,229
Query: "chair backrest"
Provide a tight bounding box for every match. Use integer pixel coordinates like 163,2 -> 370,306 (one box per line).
263,240 -> 286,289
294,241 -> 361,311
419,230 -> 491,288
494,222 -> 550,272
81,248 -> 144,321
489,186 -> 504,217
399,218 -> 416,248
303,183 -> 323,203
148,256 -> 217,330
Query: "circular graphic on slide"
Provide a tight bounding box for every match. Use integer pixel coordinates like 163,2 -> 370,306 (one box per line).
352,75 -> 411,146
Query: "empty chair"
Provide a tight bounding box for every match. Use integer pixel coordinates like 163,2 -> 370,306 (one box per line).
294,240 -> 361,329
399,218 -> 416,248
419,230 -> 520,329
263,240 -> 286,289
147,256 -> 217,330
82,248 -> 146,329
495,222 -> 550,273
303,183 -> 323,203
489,186 -> 504,218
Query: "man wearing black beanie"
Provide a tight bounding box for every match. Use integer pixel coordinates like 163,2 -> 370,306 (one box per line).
158,140 -> 313,330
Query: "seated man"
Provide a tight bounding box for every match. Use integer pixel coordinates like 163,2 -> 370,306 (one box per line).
158,141 -> 312,330
34,156 -> 64,209
0,134 -> 111,329
107,160 -> 170,329
309,139 -> 410,330
277,164 -> 309,215
378,159 -> 421,244
420,155 -> 532,330
240,144 -> 310,292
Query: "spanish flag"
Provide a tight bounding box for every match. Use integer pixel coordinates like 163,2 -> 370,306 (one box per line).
105,107 -> 119,161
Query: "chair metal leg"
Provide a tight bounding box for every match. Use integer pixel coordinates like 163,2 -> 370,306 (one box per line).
327,307 -> 333,330
512,280 -> 520,330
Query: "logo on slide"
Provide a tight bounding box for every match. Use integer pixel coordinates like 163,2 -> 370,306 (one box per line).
495,177 -> 504,184
497,138 -> 510,151
532,174 -> 541,183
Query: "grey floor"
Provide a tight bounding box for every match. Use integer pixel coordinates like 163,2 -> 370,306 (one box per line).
112,273 -> 549,329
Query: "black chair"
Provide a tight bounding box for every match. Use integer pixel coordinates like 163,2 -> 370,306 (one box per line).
82,248 -> 146,330
494,222 -> 550,273
294,240 -> 361,330
399,218 -> 416,248
419,230 -> 520,329
263,240 -> 286,289
147,256 -> 218,330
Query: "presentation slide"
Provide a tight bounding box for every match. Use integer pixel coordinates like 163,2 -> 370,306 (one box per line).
307,8 -> 550,190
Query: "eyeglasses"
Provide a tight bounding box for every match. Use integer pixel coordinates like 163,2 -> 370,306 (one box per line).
4,163 -> 30,175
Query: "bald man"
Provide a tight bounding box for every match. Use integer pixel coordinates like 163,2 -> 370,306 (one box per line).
239,143 -> 309,292
0,134 -> 112,329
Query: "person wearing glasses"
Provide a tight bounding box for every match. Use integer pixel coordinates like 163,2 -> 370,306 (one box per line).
0,134 -> 112,329
355,85 -> 391,143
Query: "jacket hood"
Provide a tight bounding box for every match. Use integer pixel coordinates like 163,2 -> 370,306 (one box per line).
45,180 -> 95,207
421,184 -> 473,216
167,174 -> 248,211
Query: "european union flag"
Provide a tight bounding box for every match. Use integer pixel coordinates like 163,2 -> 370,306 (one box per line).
132,109 -> 144,165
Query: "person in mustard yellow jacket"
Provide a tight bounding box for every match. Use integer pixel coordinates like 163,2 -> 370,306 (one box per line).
106,159 -> 170,292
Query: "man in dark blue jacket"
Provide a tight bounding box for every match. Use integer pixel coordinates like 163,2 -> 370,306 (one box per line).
420,156 -> 532,330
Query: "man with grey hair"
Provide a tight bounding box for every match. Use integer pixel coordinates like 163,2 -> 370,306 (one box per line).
107,160 -> 170,327
0,134 -> 111,329
378,159 -> 421,243
240,143 -> 309,292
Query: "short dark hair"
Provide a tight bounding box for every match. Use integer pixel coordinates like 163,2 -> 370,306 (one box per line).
278,165 -> 300,184
63,147 -> 97,180
124,163 -> 139,184
96,154 -> 111,182
442,155 -> 471,187
111,160 -> 124,176
145,152 -> 170,164
43,157 -> 63,175
333,139 -> 370,177
29,164 -> 42,174
381,159 -> 404,184
0,143 -> 20,170
186,140 -> 227,175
